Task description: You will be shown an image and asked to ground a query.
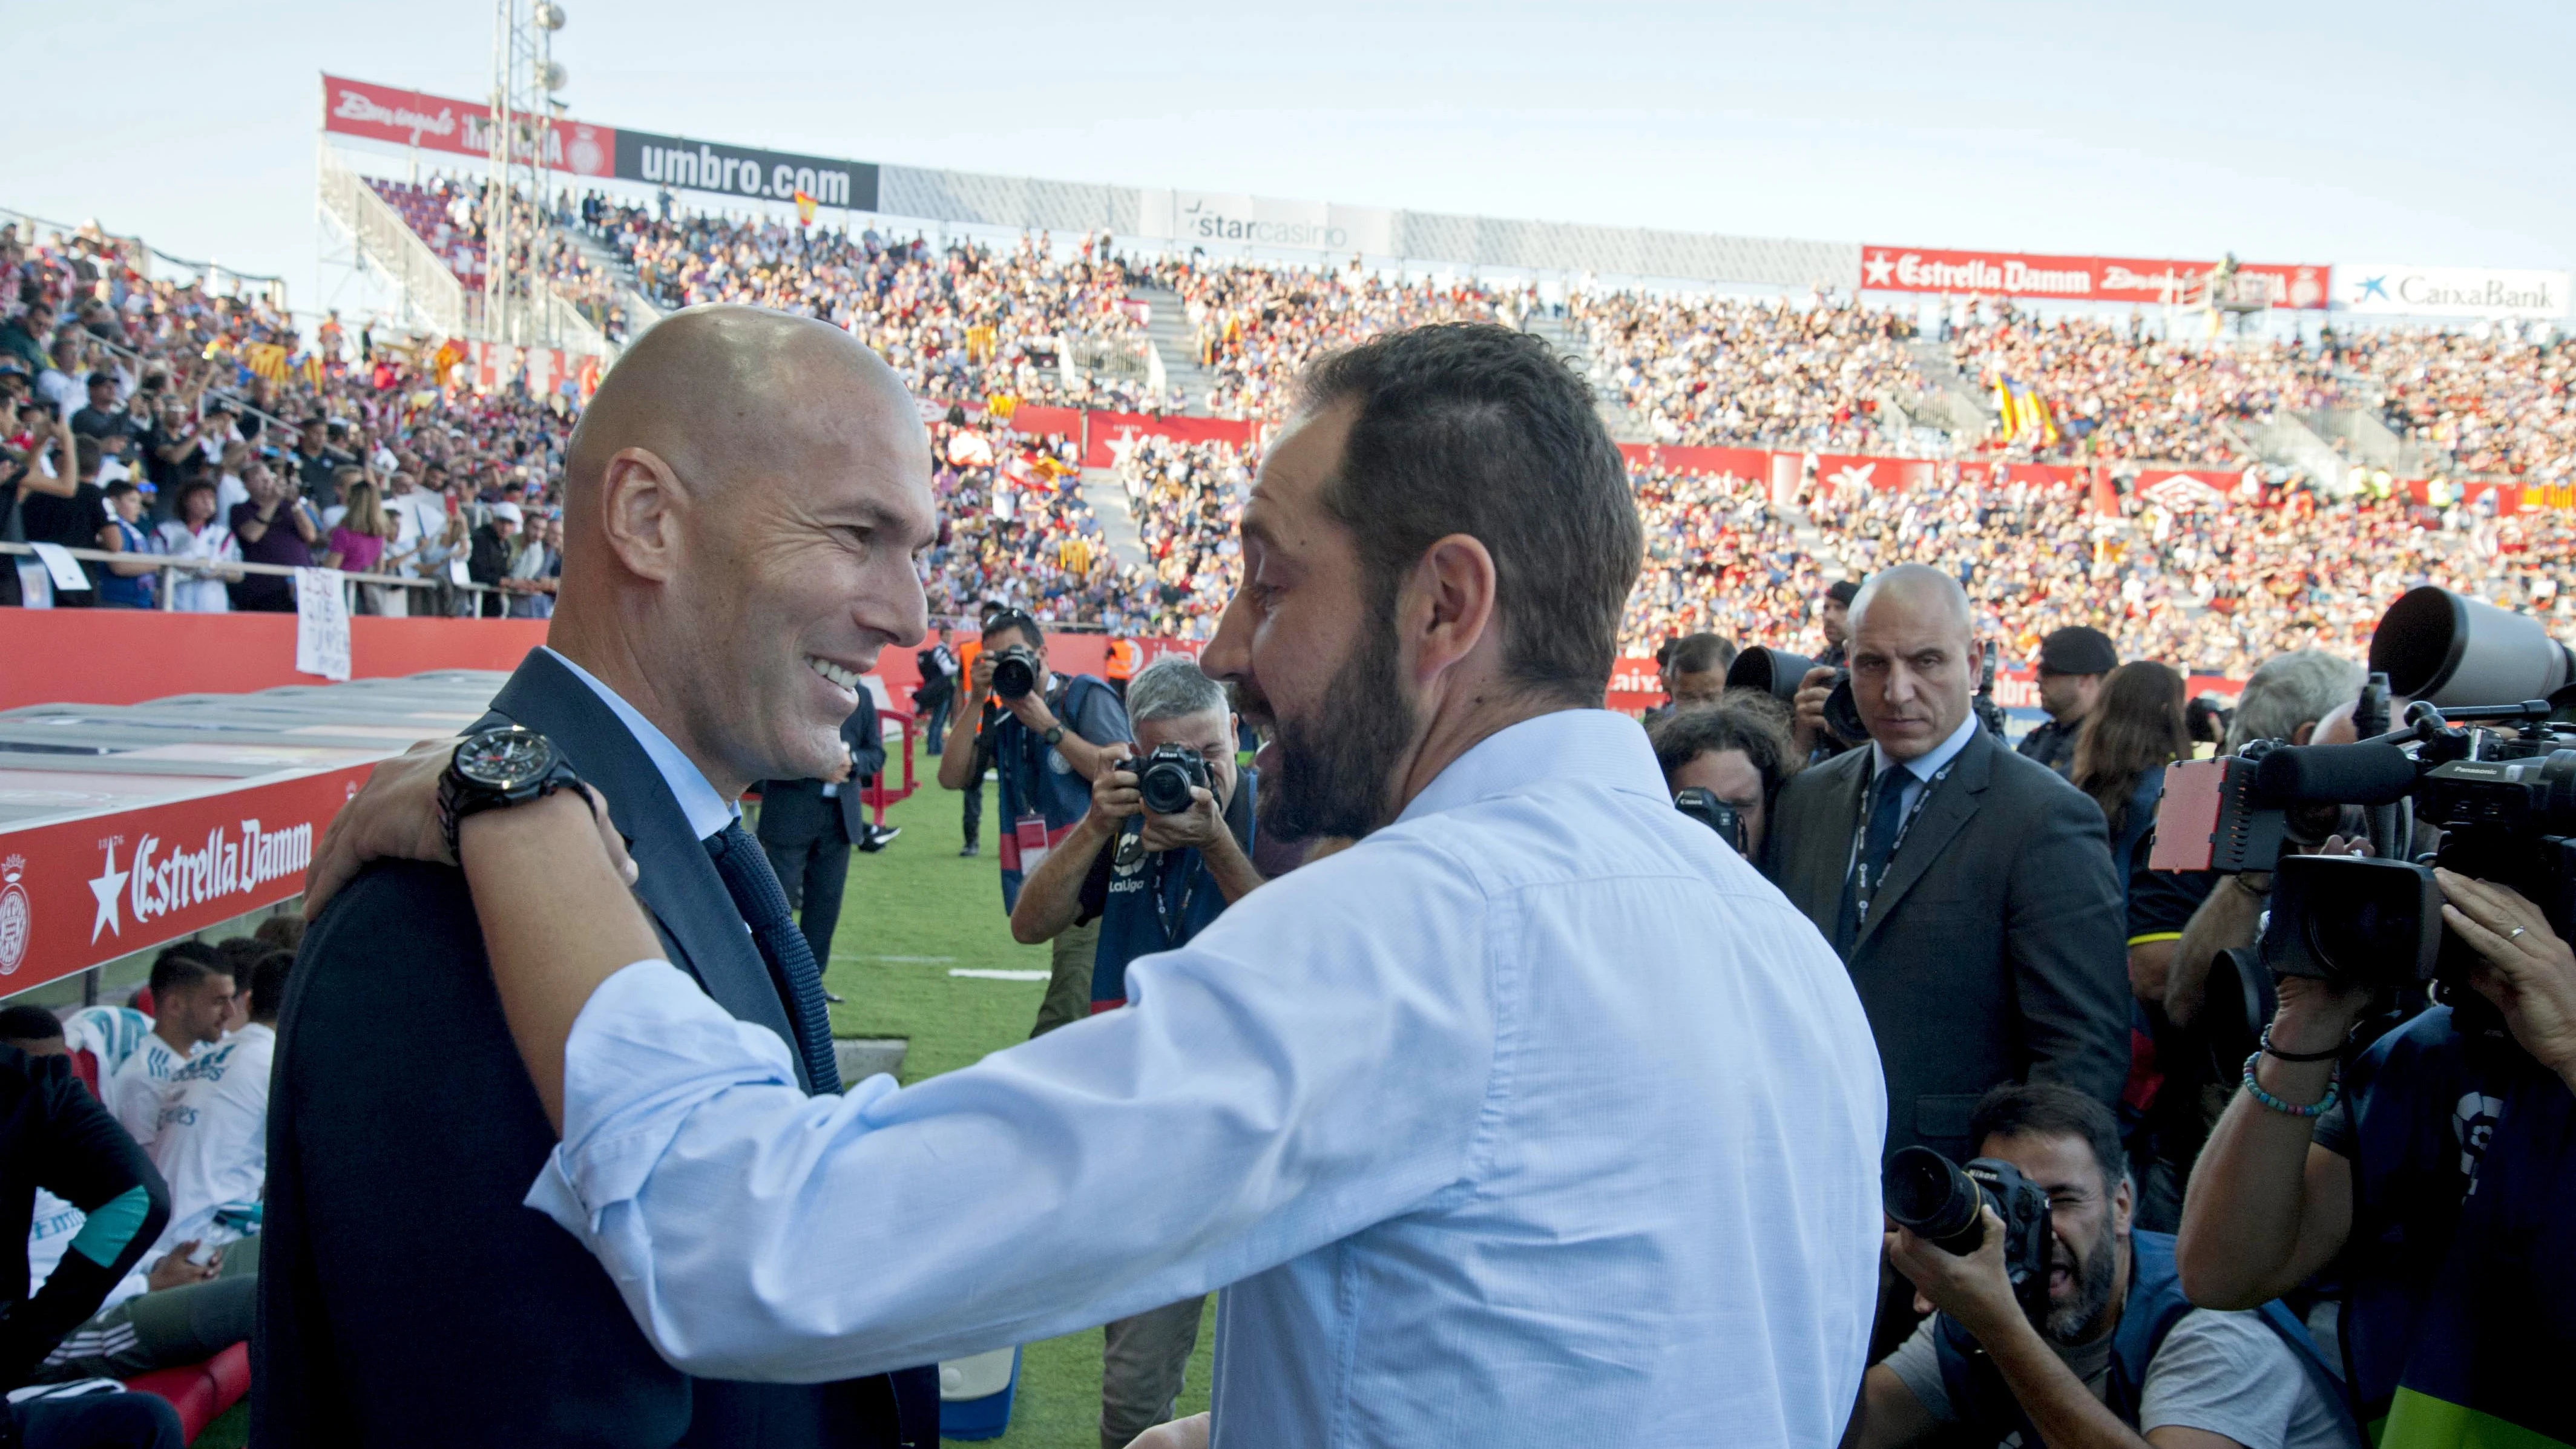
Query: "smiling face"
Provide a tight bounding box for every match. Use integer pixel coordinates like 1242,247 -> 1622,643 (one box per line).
627,330 -> 937,792
1200,401 -> 1415,841
1977,1129 -> 2131,1345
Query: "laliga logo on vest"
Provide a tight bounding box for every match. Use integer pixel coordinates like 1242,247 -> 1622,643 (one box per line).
87,822 -> 316,944
0,856 -> 29,975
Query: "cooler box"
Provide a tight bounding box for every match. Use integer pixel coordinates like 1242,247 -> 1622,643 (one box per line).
938,1346 -> 1021,1441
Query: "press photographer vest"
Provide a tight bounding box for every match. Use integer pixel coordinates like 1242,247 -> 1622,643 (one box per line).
993,673 -> 1118,912
1933,1231 -> 2355,1448
2338,1005 -> 2576,1448
1089,769 -> 1257,1013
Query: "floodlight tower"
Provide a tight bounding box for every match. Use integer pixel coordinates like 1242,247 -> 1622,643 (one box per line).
484,0 -> 570,347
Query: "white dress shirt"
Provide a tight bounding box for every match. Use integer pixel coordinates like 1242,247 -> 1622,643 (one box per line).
527,708 -> 1887,1447
543,647 -> 738,838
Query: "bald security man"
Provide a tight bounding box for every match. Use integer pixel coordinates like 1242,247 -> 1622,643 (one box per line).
255,307 -> 942,1447
1760,565 -> 2131,1168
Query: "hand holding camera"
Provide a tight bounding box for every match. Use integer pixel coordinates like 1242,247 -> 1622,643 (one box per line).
2436,869 -> 2576,1087
1884,1146 -> 2055,1335
1136,745 -> 1222,853
1089,744 -> 1146,826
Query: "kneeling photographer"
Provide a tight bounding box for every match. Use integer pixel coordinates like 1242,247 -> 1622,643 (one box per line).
1007,656 -> 1261,1449
2168,586 -> 2576,1449
1852,1083 -> 2360,1449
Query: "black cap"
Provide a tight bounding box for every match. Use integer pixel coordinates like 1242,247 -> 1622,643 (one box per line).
2037,625 -> 2118,675
1826,577 -> 1864,606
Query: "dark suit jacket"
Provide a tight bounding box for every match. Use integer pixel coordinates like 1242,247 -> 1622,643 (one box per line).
1760,724 -> 2131,1161
758,693 -> 885,847
256,648 -> 935,1448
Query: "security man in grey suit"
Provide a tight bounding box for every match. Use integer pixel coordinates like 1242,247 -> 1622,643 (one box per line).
1759,564 -> 2130,1169
758,691 -> 890,970
257,307 -> 939,1447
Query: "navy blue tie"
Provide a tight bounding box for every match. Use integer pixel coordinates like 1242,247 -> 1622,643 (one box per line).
705,821 -> 842,1094
1835,764 -> 1913,952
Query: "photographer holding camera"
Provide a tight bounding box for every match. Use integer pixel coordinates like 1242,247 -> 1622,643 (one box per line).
1853,1083 -> 2360,1449
938,607 -> 1134,1035
2177,873 -> 2576,1449
1007,657 -> 1262,1448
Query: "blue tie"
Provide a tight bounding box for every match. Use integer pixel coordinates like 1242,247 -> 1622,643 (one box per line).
705,821 -> 843,1094
1836,764 -> 1913,952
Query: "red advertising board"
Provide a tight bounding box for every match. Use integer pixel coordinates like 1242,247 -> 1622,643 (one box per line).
1862,245 -> 2327,309
0,610 -> 550,714
1618,444 -> 1776,480
2396,478 -> 2526,514
1812,454 -> 1937,493
1078,412 -> 1261,470
2132,468 -> 2246,511
321,73 -> 616,177
0,767 -> 372,991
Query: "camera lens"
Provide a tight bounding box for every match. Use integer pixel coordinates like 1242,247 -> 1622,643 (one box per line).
1884,1146 -> 1986,1257
991,652 -> 1036,700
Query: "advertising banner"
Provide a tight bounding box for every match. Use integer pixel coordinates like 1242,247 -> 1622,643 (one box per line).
1862,245 -> 2326,309
1136,190 -> 1395,254
0,766 -> 370,991
1812,454 -> 1938,493
2336,264 -> 2571,320
2132,468 -> 2242,511
614,129 -> 876,211
321,73 -> 614,177
1620,444 -> 1776,481
324,74 -> 872,207
1079,411 -> 1261,470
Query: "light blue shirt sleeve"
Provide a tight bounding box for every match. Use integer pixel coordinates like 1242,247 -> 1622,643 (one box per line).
526,829 -> 1497,1383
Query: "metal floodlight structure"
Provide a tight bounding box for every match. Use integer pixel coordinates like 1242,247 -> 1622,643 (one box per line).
484,0 -> 570,347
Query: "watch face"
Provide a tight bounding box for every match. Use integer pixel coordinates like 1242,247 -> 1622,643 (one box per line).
455,727 -> 555,790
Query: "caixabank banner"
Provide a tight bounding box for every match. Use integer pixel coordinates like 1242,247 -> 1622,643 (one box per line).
0,766 -> 370,991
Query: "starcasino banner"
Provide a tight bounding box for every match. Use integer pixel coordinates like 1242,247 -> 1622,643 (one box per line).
322,74 -> 873,208
1861,244 -> 2327,309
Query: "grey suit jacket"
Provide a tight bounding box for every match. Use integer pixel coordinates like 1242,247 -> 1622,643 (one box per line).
1759,725 -> 2131,1161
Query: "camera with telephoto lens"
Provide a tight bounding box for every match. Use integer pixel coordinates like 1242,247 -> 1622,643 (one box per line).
2149,587 -> 2576,1045
1727,646 -> 1867,747
1884,1146 -> 2057,1322
1674,787 -> 1747,853
988,645 -> 1043,701
1135,744 -> 1211,815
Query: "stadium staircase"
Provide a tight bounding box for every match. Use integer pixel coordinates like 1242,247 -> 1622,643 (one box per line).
569,225 -> 668,335
1901,339 -> 2000,443
1524,312 -> 1646,443
1079,467 -> 1154,571
1127,286 -> 1215,415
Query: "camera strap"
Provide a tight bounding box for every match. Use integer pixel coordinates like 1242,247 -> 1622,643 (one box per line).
1147,845 -> 1201,950
1844,756 -> 1959,934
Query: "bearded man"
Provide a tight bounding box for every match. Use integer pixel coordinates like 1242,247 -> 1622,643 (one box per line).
298,323 -> 1888,1448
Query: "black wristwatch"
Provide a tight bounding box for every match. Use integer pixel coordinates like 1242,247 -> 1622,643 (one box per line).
438,725 -> 593,864
1042,724 -> 1066,748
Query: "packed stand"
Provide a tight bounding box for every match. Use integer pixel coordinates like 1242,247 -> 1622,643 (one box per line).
1577,292 -> 1924,453
1112,435 -> 1254,637
1,218 -> 571,616
2342,324 -> 2576,485
1171,260 -> 1514,419
916,424 -> 1165,635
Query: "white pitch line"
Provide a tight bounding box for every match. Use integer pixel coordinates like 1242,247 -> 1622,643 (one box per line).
947,968 -> 1051,981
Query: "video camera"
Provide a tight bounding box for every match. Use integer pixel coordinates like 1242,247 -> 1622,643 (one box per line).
1884,1146 -> 2055,1322
1673,787 -> 1747,854
2151,586 -> 2576,1009
1728,646 -> 1866,746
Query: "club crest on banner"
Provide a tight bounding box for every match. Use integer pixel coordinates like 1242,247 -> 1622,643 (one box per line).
0,856 -> 28,975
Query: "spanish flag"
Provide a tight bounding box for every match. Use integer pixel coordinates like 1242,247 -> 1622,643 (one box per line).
793,189 -> 818,227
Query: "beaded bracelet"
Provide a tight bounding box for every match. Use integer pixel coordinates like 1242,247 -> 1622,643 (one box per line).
2241,1051 -> 2340,1119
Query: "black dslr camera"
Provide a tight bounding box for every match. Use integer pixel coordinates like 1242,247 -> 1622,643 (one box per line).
1135,744 -> 1211,815
988,645 -> 1043,701
1885,1146 -> 2057,1321
1674,787 -> 1747,854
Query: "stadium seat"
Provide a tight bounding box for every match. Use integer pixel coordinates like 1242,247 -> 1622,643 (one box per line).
123,1341 -> 249,1442
68,1048 -> 99,1098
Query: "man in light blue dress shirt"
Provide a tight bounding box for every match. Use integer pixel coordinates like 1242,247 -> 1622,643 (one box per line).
310,323 -> 1890,1447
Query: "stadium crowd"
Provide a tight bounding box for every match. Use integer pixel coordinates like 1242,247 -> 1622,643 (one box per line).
1576,291 -> 1924,453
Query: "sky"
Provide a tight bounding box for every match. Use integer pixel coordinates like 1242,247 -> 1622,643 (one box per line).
4,0 -> 2571,312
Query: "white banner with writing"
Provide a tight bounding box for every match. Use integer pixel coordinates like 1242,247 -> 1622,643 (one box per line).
293,568 -> 352,682
2338,264 -> 2570,320
1136,189 -> 1394,255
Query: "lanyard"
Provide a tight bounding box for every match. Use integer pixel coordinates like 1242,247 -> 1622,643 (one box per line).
1146,842 -> 1203,950
1845,755 -> 1958,931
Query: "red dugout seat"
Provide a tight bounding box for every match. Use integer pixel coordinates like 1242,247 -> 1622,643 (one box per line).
123,1341 -> 249,1443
